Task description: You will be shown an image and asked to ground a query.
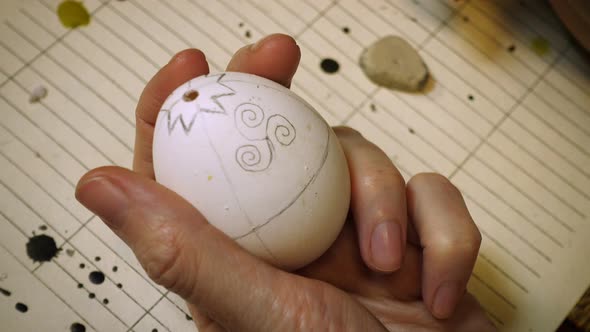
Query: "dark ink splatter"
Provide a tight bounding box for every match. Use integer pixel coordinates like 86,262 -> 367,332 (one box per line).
507,45 -> 516,53
66,249 -> 75,257
238,22 -> 244,28
152,329 -> 158,332
79,263 -> 85,269
185,314 -> 193,321
245,30 -> 251,38
26,234 -> 59,262
102,298 -> 109,305
320,58 -> 339,74
0,287 -> 11,296
89,271 -> 105,285
88,293 -> 95,299
408,128 -> 415,134
342,26 -> 350,34
70,322 -> 86,332
116,283 -> 123,289
39,225 -> 47,231
112,266 -> 118,272
77,283 -> 83,289
57,0 -> 90,28
94,256 -> 101,262
34,152 -> 41,158
15,302 -> 28,313
370,104 -> 377,112
468,94 -> 474,101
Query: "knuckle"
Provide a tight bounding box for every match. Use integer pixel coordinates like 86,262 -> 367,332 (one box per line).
360,165 -> 405,191
136,222 -> 185,291
278,281 -> 344,331
433,233 -> 481,256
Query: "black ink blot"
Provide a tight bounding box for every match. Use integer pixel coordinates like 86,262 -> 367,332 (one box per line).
507,45 -> 516,52
77,283 -> 83,289
89,271 -> 105,285
185,314 -> 192,321
370,104 -> 377,112
79,263 -> 85,269
342,26 -> 350,34
88,293 -> 95,299
152,329 -> 158,332
408,128 -> 415,134
70,322 -> 86,332
102,298 -> 109,305
38,225 -> 47,231
112,266 -> 118,272
238,22 -> 244,27
320,58 -> 339,74
468,94 -> 474,101
116,283 -> 123,289
0,287 -> 11,296
245,30 -> 251,38
26,234 -> 59,262
94,256 -> 101,262
15,302 -> 28,313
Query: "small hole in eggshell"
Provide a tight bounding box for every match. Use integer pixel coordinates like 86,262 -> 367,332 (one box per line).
183,90 -> 199,102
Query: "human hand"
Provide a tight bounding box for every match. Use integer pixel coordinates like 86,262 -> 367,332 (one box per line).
76,34 -> 496,331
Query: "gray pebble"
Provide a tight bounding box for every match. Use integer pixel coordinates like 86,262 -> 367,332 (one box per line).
360,36 -> 429,92
29,85 -> 48,103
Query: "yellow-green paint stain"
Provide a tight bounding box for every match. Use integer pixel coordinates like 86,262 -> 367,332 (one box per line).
530,37 -> 550,56
207,175 -> 213,181
57,1 -> 90,28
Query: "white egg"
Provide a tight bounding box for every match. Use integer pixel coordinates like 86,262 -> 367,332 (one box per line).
153,72 -> 351,270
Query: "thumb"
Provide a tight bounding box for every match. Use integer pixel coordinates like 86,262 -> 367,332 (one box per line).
75,166 -> 290,331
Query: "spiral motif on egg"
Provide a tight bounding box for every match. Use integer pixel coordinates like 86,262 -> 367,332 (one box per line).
267,114 -> 296,146
239,103 -> 265,128
234,103 -> 296,172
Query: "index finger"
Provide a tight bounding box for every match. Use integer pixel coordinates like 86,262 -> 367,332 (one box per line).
134,49 -> 209,178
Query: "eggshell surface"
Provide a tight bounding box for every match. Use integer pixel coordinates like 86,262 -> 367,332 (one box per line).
153,72 -> 351,270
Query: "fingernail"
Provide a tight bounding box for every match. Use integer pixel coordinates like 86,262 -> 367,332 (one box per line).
370,221 -> 402,271
76,176 -> 129,229
433,281 -> 461,318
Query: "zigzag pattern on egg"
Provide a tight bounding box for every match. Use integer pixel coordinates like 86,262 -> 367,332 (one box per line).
159,73 -> 237,135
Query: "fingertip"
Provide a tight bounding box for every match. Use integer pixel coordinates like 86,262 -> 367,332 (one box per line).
168,48 -> 207,66
226,33 -> 300,87
431,281 -> 463,319
250,33 -> 298,52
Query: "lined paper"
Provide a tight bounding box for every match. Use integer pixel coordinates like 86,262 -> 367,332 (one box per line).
0,1 -> 588,331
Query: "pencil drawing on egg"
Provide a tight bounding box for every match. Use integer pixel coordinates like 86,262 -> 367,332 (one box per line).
153,72 -> 351,270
